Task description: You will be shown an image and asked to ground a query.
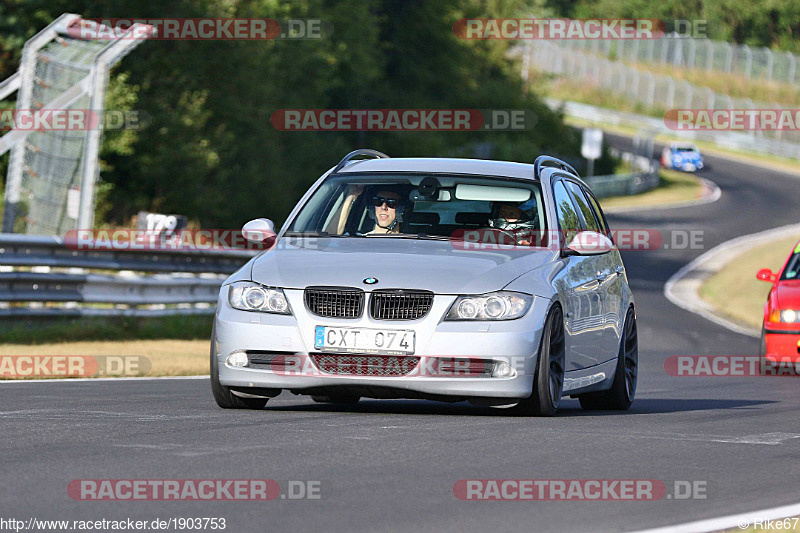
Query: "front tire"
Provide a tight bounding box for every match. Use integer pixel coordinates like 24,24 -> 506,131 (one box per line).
514,305 -> 566,417
210,331 -> 268,410
578,306 -> 638,411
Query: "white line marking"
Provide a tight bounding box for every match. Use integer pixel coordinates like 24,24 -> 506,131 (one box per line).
634,501 -> 800,533
0,375 -> 209,384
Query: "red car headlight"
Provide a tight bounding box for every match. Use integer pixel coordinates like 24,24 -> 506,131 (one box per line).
769,309 -> 800,323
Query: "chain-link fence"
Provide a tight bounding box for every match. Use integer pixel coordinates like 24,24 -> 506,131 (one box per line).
525,40 -> 800,147
21,37 -> 106,234
1,15 -> 152,236
560,33 -> 798,85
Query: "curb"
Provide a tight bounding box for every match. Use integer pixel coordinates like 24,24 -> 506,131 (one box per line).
664,223 -> 800,338
603,176 -> 721,214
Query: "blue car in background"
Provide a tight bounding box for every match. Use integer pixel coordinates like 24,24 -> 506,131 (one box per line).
661,142 -> 704,172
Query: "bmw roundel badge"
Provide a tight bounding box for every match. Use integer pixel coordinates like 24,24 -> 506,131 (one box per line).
363,277 -> 378,285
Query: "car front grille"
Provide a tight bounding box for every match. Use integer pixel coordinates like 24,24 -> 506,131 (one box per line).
369,289 -> 434,320
311,354 -> 420,376
304,286 -> 364,318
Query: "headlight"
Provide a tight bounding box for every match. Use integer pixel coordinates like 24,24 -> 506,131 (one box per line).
782,310 -> 799,323
445,291 -> 533,321
228,281 -> 291,314
769,309 -> 800,323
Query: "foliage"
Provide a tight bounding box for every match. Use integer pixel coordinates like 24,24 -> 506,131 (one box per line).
0,0 -> 600,229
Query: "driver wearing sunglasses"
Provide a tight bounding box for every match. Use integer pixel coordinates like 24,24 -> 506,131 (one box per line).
367,189 -> 403,234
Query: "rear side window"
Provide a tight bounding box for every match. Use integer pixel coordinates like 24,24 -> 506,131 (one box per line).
566,181 -> 601,233
553,181 -> 582,246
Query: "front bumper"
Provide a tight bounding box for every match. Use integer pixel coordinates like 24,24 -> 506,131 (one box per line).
764,329 -> 800,361
213,288 -> 550,399
676,161 -> 702,172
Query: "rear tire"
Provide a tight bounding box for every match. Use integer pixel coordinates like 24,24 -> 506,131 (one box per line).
514,305 -> 566,417
210,331 -> 268,410
578,306 -> 637,411
311,395 -> 361,404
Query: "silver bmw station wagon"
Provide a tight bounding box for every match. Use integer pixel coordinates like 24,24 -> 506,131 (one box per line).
211,149 -> 637,416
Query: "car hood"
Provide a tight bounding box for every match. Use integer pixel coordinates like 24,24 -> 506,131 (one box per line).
249,237 -> 556,295
775,281 -> 800,310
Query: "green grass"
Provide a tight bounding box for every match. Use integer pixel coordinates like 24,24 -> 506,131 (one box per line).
543,77 -> 667,119
631,61 -> 800,108
543,57 -> 800,110
598,168 -> 704,211
0,314 -> 213,344
699,236 -> 798,329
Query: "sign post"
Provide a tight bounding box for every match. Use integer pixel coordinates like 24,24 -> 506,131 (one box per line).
581,128 -> 603,177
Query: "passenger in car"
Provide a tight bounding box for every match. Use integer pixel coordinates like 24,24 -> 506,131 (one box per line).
489,203 -> 537,246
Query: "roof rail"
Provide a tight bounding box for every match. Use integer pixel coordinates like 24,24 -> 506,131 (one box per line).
534,155 -> 578,179
333,149 -> 390,173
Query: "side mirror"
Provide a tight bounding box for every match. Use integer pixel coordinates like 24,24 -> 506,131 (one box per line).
565,231 -> 614,256
756,268 -> 777,282
242,218 -> 276,244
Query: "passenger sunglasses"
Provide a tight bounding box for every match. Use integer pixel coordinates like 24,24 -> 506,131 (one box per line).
372,196 -> 399,209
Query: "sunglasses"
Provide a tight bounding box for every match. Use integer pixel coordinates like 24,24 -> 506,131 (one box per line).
372,196 -> 399,209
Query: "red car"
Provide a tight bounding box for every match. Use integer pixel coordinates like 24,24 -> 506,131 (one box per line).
757,239 -> 800,360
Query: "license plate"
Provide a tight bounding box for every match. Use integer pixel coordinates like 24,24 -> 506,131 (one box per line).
314,326 -> 415,355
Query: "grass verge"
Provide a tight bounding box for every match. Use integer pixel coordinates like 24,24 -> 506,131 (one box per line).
598,168 -> 705,211
0,314 -> 212,344
0,340 -> 210,377
0,315 -> 213,378
698,236 -> 798,330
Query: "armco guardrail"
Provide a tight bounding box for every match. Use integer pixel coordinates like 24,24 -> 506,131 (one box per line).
0,234 -> 257,317
583,149 -> 660,199
546,98 -> 800,160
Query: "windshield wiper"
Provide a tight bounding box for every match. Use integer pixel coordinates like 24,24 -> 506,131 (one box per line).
414,233 -> 451,241
364,232 -> 450,240
282,231 -> 344,238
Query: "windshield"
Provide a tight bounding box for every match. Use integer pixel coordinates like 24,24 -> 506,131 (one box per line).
781,250 -> 800,280
285,173 -> 547,246
676,146 -> 698,153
